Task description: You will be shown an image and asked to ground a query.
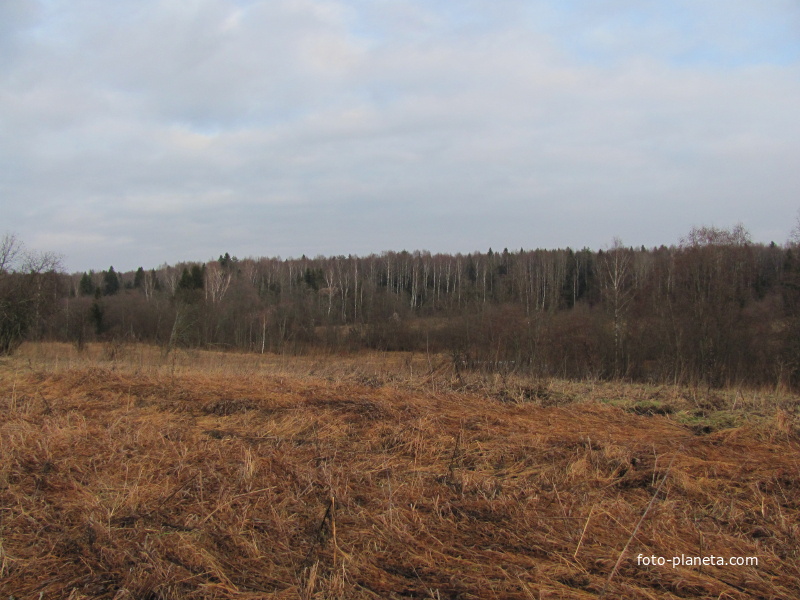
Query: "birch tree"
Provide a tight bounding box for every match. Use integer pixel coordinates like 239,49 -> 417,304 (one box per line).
205,261 -> 232,304
598,238 -> 634,378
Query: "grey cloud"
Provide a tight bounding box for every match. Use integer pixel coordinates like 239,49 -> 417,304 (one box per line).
2,1 -> 799,271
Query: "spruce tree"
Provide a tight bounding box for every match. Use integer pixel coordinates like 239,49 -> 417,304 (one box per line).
191,264 -> 204,290
79,272 -> 95,296
89,301 -> 104,334
178,268 -> 193,291
103,267 -> 120,296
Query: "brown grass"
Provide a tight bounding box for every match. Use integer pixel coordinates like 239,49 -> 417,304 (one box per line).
1,343 -> 799,599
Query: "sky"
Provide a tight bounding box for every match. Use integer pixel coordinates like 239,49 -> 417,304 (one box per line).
2,0 -> 800,272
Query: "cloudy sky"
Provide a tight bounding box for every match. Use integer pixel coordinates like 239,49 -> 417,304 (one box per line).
2,0 -> 799,272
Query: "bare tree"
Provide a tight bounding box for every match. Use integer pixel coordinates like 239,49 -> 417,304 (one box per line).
0,233 -> 22,273
323,268 -> 336,316
143,269 -> 156,301
598,238 -> 634,378
0,234 -> 62,354
680,223 -> 751,248
159,264 -> 180,296
205,261 -> 232,304
790,209 -> 800,247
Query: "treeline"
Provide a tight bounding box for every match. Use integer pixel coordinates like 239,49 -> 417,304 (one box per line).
6,225 -> 800,389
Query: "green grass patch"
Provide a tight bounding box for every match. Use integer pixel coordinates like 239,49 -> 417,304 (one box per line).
674,409 -> 746,434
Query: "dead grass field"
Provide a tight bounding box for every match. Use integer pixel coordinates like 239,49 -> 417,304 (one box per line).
1,343 -> 800,599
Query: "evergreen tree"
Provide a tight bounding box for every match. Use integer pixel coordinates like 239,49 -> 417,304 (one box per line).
178,265 -> 204,291
89,301 -> 104,334
191,264 -> 204,290
497,248 -> 510,276
303,267 -> 324,290
219,252 -> 235,270
79,272 -> 95,296
562,248 -> 577,308
178,268 -> 194,291
151,269 -> 161,291
133,267 -> 145,289
103,267 -> 120,296
466,257 -> 478,283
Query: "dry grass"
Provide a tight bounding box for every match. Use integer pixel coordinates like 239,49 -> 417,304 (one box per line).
1,343 -> 799,599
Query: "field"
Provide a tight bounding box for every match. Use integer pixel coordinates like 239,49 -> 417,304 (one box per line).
1,343 -> 800,599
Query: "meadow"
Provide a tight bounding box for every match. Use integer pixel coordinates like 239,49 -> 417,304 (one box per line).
1,343 -> 799,599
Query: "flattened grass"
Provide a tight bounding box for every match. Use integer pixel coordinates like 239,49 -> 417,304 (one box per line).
1,343 -> 799,599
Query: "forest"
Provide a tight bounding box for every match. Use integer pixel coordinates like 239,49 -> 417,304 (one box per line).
3,222 -> 800,389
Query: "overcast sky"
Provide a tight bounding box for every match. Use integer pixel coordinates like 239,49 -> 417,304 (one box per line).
2,0 -> 799,272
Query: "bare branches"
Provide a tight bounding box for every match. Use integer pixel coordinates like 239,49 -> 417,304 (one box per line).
597,238 -> 634,378
22,250 -> 61,274
0,234 -> 62,354
204,261 -> 232,304
790,209 -> 800,247
680,223 -> 752,248
0,233 -> 22,273
0,233 -> 61,275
